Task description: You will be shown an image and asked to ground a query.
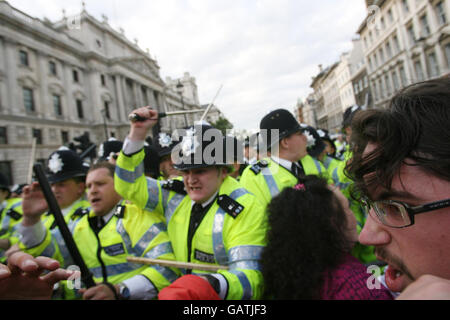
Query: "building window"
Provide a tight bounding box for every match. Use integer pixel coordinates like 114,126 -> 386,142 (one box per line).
23,87 -> 35,112
392,71 -> 400,91
420,14 -> 431,37
0,162 -> 12,185
104,101 -> 111,120
393,35 -> 400,53
379,48 -> 385,64
0,127 -> 7,144
399,66 -> 408,86
445,44 -> 450,68
427,52 -> 440,77
378,78 -> 384,99
386,41 -> 392,59
385,74 -> 392,96
32,128 -> 42,145
76,99 -> 84,119
53,94 -> 63,116
364,76 -> 368,88
61,131 -> 69,144
73,70 -> 79,83
49,61 -> 57,76
435,1 -> 447,25
402,0 -> 409,14
101,74 -> 106,86
19,50 -> 29,66
407,24 -> 416,45
387,9 -> 394,23
414,60 -> 425,81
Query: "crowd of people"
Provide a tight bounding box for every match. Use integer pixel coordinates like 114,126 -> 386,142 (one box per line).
0,77 -> 449,300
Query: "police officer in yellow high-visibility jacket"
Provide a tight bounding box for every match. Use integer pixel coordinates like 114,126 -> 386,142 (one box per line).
33,149 -> 91,231
0,174 -> 23,262
240,109 -> 331,208
18,162 -> 179,300
115,107 -> 267,300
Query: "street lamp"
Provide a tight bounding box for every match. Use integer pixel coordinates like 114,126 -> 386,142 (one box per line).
176,80 -> 188,126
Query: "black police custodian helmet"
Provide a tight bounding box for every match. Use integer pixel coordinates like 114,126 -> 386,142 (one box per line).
302,125 -> 325,158
98,138 -> 123,162
172,124 -> 233,172
47,149 -> 89,184
155,132 -> 180,158
143,144 -> 160,179
259,108 -> 304,149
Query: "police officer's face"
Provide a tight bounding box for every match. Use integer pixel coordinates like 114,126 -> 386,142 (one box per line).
51,179 -> 86,210
86,168 -> 122,216
281,131 -> 307,161
182,167 -> 227,204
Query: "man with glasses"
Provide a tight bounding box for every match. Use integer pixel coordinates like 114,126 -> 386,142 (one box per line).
346,77 -> 450,299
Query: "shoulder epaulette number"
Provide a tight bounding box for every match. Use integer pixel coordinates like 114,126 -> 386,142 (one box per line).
217,195 -> 244,219
249,160 -> 268,175
114,205 -> 126,218
161,179 -> 187,195
71,208 -> 90,220
6,209 -> 22,221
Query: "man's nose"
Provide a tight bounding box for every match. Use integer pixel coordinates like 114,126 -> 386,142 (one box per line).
359,212 -> 391,246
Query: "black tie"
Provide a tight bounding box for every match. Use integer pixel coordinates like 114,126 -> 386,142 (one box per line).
291,162 -> 305,180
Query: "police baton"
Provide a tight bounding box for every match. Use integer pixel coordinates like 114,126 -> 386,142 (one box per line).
79,143 -> 96,159
128,109 -> 205,122
33,163 -> 96,288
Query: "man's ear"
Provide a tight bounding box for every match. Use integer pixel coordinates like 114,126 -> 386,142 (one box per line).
279,137 -> 289,150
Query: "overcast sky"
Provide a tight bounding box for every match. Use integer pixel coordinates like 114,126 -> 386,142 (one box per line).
9,0 -> 368,130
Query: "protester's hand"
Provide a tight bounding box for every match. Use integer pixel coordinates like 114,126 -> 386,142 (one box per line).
21,182 -> 48,226
79,283 -> 118,300
5,244 -> 21,258
128,106 -> 158,141
397,275 -> 450,300
0,251 -> 75,300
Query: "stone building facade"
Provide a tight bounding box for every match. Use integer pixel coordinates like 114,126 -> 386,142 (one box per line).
0,1 -> 209,185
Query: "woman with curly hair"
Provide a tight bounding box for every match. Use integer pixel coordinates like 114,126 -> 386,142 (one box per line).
261,175 -> 392,300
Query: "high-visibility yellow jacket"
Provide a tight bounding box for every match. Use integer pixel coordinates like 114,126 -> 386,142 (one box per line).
42,198 -> 90,230
0,198 -> 23,262
115,149 -> 268,300
239,155 -> 331,208
19,202 -> 179,299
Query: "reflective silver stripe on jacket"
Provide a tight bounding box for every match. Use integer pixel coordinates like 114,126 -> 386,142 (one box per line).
228,245 -> 264,271
115,164 -> 145,184
212,188 -> 249,266
261,167 -> 279,198
229,269 -> 253,300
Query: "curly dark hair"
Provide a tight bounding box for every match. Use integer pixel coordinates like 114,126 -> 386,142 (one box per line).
346,78 -> 450,197
261,175 -> 353,299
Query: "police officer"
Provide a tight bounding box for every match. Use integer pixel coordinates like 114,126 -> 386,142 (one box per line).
97,138 -> 124,164
115,106 -> 267,300
316,128 -> 342,178
154,132 -> 182,180
18,161 -> 179,300
0,173 -> 22,262
36,149 -> 91,231
239,109 -> 331,208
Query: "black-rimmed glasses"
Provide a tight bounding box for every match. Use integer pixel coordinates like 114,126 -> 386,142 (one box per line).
360,196 -> 450,228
